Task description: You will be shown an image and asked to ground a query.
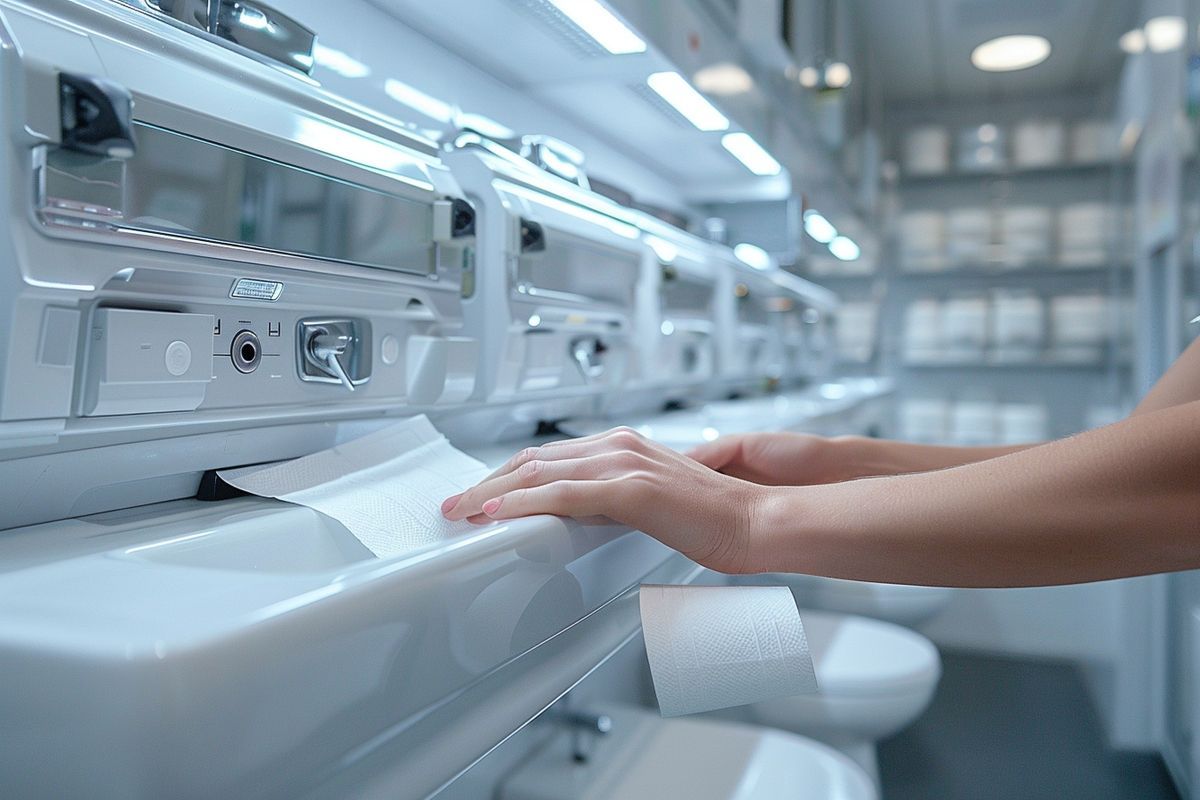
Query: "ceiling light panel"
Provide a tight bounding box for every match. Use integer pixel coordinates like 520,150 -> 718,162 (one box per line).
545,0 -> 646,54
721,132 -> 782,175
970,34 -> 1051,72
647,71 -> 730,131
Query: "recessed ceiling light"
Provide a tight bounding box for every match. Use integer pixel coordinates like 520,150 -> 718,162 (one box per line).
647,71 -> 730,131
721,132 -> 782,175
694,62 -> 755,96
546,0 -> 646,55
1119,28 -> 1147,54
970,34 -> 1051,72
1144,16 -> 1185,53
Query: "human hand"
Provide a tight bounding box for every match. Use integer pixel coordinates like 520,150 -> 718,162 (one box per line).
687,432 -> 849,486
441,427 -> 767,573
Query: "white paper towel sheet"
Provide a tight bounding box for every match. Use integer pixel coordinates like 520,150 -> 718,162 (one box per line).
219,415 -> 491,559
640,584 -> 818,717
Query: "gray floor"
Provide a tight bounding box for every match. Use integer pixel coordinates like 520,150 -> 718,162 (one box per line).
877,651 -> 1180,800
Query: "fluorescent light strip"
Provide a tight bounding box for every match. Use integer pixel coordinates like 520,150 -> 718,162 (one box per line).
721,132 -> 782,175
384,78 -> 454,124
547,0 -> 646,54
829,235 -> 860,261
647,71 -> 729,132
802,210 -> 837,243
733,242 -> 772,270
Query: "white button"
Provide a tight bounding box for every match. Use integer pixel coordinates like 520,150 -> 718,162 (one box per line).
381,334 -> 401,366
165,340 -> 192,376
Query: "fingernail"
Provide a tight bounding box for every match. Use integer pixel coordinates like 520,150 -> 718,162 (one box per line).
441,494 -> 462,515
482,498 -> 502,516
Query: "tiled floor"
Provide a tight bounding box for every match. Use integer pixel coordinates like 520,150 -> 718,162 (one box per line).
878,651 -> 1180,800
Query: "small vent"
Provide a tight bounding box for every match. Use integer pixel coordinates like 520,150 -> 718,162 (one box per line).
503,0 -> 609,59
628,82 -> 694,130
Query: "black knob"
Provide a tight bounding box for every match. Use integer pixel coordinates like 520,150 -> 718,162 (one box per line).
519,218 -> 546,253
59,72 -> 136,159
450,198 -> 476,238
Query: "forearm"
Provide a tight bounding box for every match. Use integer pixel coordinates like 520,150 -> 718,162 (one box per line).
758,400 -> 1200,587
832,435 -> 1038,480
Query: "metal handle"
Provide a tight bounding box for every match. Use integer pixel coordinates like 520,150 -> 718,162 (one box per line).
141,0 -> 316,74
212,0 -> 317,74
571,337 -> 606,381
308,330 -> 355,391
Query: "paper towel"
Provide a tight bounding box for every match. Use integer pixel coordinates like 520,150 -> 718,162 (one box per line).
219,415 -> 490,559
640,584 -> 817,717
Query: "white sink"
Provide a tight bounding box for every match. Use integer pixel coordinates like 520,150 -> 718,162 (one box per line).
0,492 -> 695,800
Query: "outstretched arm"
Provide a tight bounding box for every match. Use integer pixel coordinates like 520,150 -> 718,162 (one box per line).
444,399 -> 1200,587
756,398 -> 1200,587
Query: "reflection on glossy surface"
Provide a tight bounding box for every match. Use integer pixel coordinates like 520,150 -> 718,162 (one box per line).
42,123 -> 435,274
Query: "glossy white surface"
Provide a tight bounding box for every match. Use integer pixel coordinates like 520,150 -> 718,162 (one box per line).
769,573 -> 955,626
500,703 -> 876,800
0,441 -> 697,799
749,611 -> 941,742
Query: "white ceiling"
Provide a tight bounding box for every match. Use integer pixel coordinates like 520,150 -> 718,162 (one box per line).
367,0 -> 765,194
847,0 -> 1138,105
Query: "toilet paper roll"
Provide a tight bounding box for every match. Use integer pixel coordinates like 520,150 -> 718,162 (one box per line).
640,584 -> 817,718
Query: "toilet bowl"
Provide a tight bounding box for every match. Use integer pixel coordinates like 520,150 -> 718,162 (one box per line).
747,611 -> 942,785
768,573 -> 955,627
501,702 -> 876,800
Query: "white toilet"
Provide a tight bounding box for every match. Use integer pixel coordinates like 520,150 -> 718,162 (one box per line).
501,702 -> 876,800
747,611 -> 942,786
768,573 -> 955,627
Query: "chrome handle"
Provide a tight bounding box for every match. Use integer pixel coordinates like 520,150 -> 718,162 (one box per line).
571,337 -> 606,381
141,0 -> 316,74
212,0 -> 317,74
308,331 -> 355,392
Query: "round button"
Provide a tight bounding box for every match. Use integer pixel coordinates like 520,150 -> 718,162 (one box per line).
380,334 -> 401,366
165,340 -> 192,376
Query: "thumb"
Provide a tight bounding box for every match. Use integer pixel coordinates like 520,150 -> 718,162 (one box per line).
686,436 -> 743,471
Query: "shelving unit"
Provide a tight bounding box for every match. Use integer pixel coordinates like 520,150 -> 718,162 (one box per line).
803,94 -> 1136,442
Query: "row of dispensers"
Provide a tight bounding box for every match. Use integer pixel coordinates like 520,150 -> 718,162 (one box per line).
0,0 -> 837,530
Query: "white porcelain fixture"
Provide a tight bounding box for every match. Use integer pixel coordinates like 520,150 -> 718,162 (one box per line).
767,574 -> 955,628
500,703 -> 876,800
747,611 -> 942,785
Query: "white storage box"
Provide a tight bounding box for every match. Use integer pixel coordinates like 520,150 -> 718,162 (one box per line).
941,296 -> 990,360
998,206 -> 1053,268
899,210 -> 946,272
904,125 -> 951,175
946,208 -> 993,267
1012,119 -> 1066,168
1050,293 -> 1109,362
990,292 -> 1045,361
1057,202 -> 1111,267
835,302 -> 878,363
903,299 -> 943,363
